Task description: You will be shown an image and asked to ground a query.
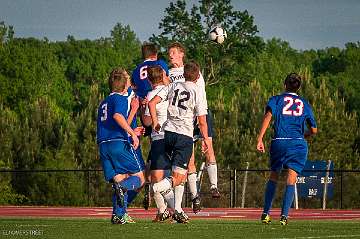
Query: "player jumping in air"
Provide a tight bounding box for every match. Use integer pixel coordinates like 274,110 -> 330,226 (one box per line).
149,62 -> 210,223
168,42 -> 220,215
131,42 -> 169,210
141,65 -> 174,222
97,68 -> 146,224
257,73 -> 317,225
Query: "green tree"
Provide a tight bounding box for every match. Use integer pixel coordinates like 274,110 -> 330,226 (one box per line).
151,0 -> 264,87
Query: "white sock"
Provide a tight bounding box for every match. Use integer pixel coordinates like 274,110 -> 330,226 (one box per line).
207,163 -> 218,189
187,173 -> 198,199
174,184 -> 184,213
163,189 -> 175,210
152,177 -> 172,193
153,188 -> 167,213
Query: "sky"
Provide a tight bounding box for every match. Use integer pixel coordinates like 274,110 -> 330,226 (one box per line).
1,0 -> 360,50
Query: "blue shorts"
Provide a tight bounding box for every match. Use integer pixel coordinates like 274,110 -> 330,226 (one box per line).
149,139 -> 171,170
164,131 -> 193,170
99,139 -> 145,182
270,139 -> 308,174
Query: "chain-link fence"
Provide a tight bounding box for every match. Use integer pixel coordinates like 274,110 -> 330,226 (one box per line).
1,169 -> 359,209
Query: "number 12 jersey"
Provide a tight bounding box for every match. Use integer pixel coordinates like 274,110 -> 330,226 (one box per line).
157,81 -> 208,138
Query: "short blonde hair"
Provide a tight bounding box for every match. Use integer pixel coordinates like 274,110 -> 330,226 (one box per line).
108,67 -> 128,92
168,42 -> 186,58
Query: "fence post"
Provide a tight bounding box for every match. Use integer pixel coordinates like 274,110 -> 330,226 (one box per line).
233,169 -> 237,208
294,180 -> 299,210
230,170 -> 233,208
185,182 -> 188,208
340,171 -> 343,209
241,162 -> 249,208
87,170 -> 90,206
322,160 -> 331,210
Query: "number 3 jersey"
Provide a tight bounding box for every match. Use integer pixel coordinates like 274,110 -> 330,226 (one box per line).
96,92 -> 130,144
266,92 -> 317,139
157,81 -> 208,138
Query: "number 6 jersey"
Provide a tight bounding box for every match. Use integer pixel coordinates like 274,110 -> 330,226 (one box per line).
266,92 -> 317,140
157,81 -> 208,138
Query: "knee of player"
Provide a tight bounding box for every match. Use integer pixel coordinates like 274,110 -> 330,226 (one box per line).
171,167 -> 187,186
269,171 -> 279,182
187,163 -> 197,173
150,170 -> 166,183
138,172 -> 146,186
286,169 -> 298,185
113,174 -> 127,183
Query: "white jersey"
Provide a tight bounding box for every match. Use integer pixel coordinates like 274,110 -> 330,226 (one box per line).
169,67 -> 208,110
145,85 -> 169,141
157,81 -> 207,138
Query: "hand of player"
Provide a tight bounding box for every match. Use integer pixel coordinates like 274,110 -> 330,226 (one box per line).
202,138 -> 211,154
131,134 -> 139,150
153,123 -> 161,133
257,140 -> 265,153
130,96 -> 140,111
140,97 -> 148,107
133,126 -> 145,136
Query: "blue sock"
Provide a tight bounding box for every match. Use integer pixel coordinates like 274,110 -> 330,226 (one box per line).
263,180 -> 277,214
112,191 -> 128,216
127,190 -> 138,205
281,185 -> 295,217
120,176 -> 141,191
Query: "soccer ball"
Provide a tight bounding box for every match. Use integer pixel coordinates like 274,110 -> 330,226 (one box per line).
209,26 -> 227,44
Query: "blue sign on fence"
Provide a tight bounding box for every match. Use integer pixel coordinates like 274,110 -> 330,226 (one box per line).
296,160 -> 334,199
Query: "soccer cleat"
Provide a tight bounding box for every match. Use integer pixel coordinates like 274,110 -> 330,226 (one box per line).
113,182 -> 126,207
111,214 -> 126,224
123,213 -> 136,224
210,187 -> 221,198
192,196 -> 201,214
172,210 -> 189,224
143,183 -> 151,210
152,209 -> 172,223
280,215 -> 288,226
261,213 -> 272,224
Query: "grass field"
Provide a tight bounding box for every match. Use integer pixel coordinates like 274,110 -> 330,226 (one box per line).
1,218 -> 360,239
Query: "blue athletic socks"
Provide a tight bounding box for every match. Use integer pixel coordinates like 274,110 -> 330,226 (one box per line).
112,191 -> 128,216
281,184 -> 295,217
263,180 -> 277,214
120,176 -> 141,191
112,176 -> 141,216
126,190 -> 138,205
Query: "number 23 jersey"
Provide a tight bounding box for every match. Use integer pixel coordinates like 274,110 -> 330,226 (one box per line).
157,81 -> 208,138
267,92 -> 317,139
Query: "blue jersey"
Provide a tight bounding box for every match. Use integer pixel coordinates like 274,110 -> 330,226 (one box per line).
131,59 -> 169,99
97,92 -> 130,144
267,92 -> 317,139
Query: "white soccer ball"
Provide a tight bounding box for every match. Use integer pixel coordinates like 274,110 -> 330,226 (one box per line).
209,26 -> 227,44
